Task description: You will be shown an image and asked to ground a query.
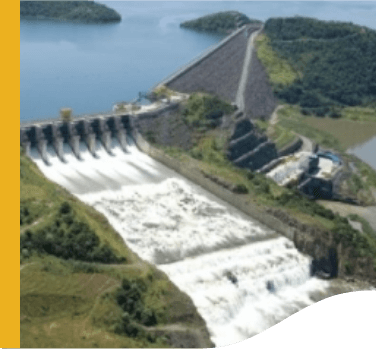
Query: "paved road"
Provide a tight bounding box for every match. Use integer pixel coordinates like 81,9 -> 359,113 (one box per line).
269,105 -> 284,125
298,134 -> 314,153
235,26 -> 263,112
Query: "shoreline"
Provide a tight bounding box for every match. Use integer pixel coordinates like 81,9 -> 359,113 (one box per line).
346,136 -> 376,172
20,15 -> 121,24
20,1 -> 121,24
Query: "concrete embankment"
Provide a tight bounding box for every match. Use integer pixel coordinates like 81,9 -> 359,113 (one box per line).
166,24 -> 276,119
166,25 -> 260,103
244,49 -> 277,118
277,137 -> 303,157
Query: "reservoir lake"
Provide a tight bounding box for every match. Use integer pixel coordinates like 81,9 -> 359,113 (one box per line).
21,1 -> 376,167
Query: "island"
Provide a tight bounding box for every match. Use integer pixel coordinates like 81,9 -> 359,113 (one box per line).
20,1 -> 121,23
180,11 -> 262,34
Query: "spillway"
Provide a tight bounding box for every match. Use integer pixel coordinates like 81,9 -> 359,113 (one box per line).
29,135 -> 335,346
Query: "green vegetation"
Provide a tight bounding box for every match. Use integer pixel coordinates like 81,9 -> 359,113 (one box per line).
277,105 -> 343,150
113,279 -> 157,338
180,11 -> 261,34
343,153 -> 376,204
303,115 -> 376,150
20,151 -> 210,348
260,17 -> 376,117
21,256 -> 171,348
60,108 -> 73,122
21,202 -> 125,263
181,93 -> 236,131
276,104 -> 376,152
275,189 -> 335,220
347,214 -> 376,241
255,16 -> 376,201
20,149 -> 131,260
332,215 -> 376,261
342,106 -> 376,122
152,85 -> 176,100
20,1 -> 121,23
255,117 -> 297,151
350,156 -> 376,188
255,34 -> 299,87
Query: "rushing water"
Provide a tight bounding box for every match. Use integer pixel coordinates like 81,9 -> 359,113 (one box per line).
21,1 -> 376,121
22,1 -> 376,345
29,138 -> 335,346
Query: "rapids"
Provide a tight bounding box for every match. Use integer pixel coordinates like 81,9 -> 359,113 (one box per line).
29,138 -> 331,346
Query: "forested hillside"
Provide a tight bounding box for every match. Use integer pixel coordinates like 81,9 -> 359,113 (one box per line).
20,1 -> 121,23
263,17 -> 376,116
181,11 -> 261,34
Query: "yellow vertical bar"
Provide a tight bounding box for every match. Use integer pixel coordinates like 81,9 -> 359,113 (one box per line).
1,0 -> 20,347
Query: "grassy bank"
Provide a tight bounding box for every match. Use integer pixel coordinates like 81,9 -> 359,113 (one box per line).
255,34 -> 299,87
255,118 -> 297,152
276,105 -> 376,151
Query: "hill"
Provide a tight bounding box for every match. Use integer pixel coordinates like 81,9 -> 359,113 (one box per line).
20,148 -> 213,348
259,17 -> 376,116
20,1 -> 121,23
180,11 -> 262,34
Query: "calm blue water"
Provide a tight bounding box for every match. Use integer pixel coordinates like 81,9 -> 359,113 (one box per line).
21,1 -> 376,121
349,136 -> 376,171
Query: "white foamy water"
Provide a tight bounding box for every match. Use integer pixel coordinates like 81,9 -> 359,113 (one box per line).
29,139 -> 331,347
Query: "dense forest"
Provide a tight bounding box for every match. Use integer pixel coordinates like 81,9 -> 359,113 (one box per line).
264,17 -> 376,116
180,11 -> 261,34
20,1 -> 121,23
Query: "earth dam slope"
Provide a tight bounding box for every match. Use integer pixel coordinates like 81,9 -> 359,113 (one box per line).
166,27 -> 251,103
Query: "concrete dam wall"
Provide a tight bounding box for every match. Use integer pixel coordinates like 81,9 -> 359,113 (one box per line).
227,117 -> 278,171
165,24 -> 276,119
22,109 -> 370,346
21,114 -> 132,165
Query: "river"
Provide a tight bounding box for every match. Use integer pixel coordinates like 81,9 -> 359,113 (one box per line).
21,1 -> 376,121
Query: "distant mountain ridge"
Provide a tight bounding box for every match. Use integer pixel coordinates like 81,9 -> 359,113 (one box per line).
20,1 -> 121,23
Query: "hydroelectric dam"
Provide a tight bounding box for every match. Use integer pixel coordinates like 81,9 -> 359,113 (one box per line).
20,26 -> 358,347
21,106 -> 355,346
